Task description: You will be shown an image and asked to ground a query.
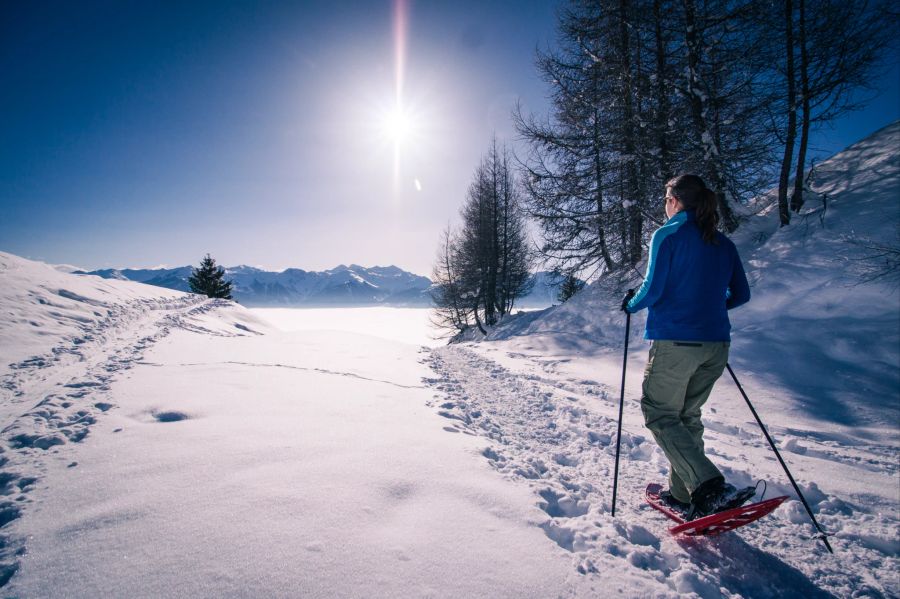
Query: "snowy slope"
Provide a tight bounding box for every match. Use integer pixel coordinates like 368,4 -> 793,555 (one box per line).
427,123 -> 900,596
0,253 -> 273,586
728,121 -> 900,433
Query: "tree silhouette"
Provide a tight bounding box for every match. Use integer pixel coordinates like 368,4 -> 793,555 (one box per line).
188,254 -> 233,299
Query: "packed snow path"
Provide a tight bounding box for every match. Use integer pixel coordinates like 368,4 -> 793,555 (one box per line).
427,342 -> 898,598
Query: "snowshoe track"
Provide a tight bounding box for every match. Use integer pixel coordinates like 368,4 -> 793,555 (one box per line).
0,295 -> 245,587
425,344 -> 898,598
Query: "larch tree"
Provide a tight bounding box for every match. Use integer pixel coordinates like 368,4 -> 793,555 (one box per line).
431,140 -> 534,336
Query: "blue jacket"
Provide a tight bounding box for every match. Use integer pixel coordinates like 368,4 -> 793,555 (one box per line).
625,210 -> 750,341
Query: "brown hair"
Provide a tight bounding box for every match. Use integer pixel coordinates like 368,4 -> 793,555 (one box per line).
666,174 -> 720,244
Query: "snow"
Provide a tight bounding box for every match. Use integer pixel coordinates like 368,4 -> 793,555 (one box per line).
252,306 -> 442,347
7,327 -> 584,598
0,254 -> 588,597
0,122 -> 898,597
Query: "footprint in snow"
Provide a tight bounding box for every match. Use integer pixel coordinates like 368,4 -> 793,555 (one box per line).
482,447 -> 506,462
537,488 -> 590,518
553,452 -> 579,467
153,411 -> 190,423
539,520 -> 577,551
8,433 -> 66,451
63,380 -> 104,389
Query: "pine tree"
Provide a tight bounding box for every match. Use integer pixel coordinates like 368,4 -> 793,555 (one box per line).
557,272 -> 585,303
188,254 -> 234,299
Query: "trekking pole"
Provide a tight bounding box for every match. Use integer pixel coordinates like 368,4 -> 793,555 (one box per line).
611,309 -> 631,517
725,363 -> 834,554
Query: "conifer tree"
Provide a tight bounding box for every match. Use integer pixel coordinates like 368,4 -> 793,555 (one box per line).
188,254 -> 234,299
557,272 -> 585,303
431,140 -> 533,335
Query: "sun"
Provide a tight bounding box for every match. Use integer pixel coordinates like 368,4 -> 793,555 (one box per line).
383,106 -> 412,144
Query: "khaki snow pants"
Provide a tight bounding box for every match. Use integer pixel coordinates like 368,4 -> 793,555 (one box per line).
640,340 -> 729,504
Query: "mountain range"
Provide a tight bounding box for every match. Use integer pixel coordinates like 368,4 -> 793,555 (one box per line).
78,264 -> 433,307
78,264 -> 568,308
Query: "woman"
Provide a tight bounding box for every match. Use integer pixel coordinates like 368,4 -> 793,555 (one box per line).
623,174 -> 754,520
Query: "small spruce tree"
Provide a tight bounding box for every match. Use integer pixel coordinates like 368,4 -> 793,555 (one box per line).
557,273 -> 585,304
188,254 -> 233,299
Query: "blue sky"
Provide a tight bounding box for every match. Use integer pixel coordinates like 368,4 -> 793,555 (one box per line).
1,1 -> 897,275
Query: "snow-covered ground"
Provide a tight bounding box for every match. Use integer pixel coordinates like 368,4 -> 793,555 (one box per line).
0,256 -> 592,597
0,122 -> 897,597
253,306 -> 443,347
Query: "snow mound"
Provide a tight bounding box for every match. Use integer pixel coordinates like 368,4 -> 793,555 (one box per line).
0,252 -> 270,382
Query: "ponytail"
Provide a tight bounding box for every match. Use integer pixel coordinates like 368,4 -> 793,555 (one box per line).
665,174 -> 720,244
695,188 -> 720,244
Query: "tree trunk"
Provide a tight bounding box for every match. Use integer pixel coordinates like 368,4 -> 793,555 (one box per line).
618,0 -> 643,265
790,0 -> 810,213
653,0 -> 672,182
472,297 -> 487,335
777,0 -> 797,226
488,143 -> 499,323
682,0 -> 739,232
592,93 -> 614,271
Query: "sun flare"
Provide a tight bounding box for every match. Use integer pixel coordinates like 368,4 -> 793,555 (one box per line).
383,106 -> 412,144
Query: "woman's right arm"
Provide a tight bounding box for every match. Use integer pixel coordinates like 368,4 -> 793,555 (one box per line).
726,247 -> 751,310
626,232 -> 672,313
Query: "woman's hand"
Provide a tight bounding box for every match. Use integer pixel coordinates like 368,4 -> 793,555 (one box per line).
621,289 -> 635,312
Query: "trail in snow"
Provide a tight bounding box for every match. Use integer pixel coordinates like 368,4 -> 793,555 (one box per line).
425,344 -> 897,598
0,292 -> 261,586
4,320 -> 586,598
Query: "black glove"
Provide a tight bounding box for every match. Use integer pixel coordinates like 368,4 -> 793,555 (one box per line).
621,289 -> 635,312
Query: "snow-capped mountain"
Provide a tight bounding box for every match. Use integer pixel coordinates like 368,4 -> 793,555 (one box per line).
80,264 -> 433,307
80,264 -> 569,309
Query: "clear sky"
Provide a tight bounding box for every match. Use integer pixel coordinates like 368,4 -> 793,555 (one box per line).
1,1 -> 897,276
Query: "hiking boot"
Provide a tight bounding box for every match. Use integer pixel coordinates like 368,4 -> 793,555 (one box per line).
659,489 -> 691,516
687,477 -> 756,520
